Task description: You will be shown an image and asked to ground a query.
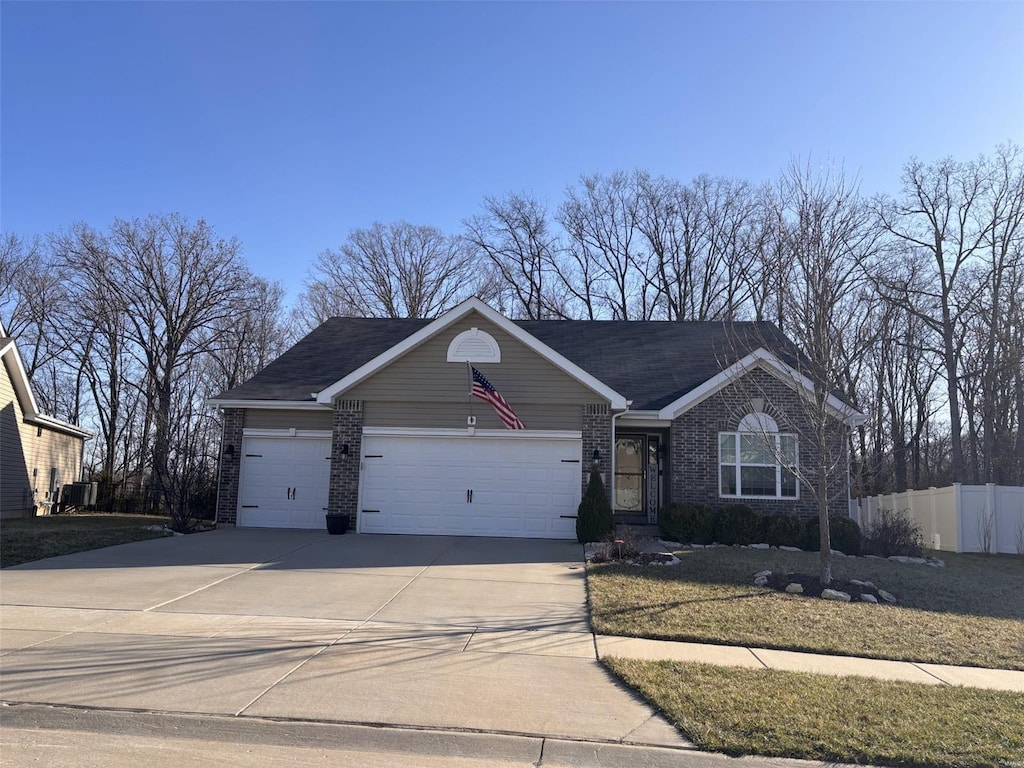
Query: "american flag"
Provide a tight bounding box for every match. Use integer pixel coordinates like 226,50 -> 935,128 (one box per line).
471,367 -> 525,430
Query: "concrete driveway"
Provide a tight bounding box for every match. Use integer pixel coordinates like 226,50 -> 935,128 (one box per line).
0,529 -> 686,749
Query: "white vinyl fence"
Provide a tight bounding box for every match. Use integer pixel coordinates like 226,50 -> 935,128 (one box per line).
852,484 -> 1024,554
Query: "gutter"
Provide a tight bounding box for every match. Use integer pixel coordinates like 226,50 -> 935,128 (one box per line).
609,401 -> 632,515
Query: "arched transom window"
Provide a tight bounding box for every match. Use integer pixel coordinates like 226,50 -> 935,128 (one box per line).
719,413 -> 798,499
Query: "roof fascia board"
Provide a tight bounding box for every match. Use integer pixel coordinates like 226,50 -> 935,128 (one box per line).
315,297 -> 628,408
658,348 -> 865,426
207,399 -> 330,410
1,336 -> 41,417
617,412 -> 673,428
25,413 -> 93,439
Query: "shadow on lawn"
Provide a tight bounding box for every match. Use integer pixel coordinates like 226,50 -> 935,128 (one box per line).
590,548 -> 1024,622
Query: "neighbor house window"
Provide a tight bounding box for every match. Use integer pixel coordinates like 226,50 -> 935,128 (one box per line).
719,413 -> 798,499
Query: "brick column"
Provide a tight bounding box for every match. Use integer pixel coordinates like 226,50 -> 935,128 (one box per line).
582,403 -> 613,496
216,409 -> 245,525
328,399 -> 363,518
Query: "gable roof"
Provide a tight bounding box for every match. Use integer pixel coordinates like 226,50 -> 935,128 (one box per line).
314,298 -> 628,408
1,323 -> 92,439
212,299 -> 861,424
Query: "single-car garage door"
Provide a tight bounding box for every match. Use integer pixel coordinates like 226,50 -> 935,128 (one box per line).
237,436 -> 331,529
359,433 -> 581,539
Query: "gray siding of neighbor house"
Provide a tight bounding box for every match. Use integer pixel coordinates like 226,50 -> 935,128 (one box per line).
245,409 -> 333,430
346,313 -> 600,431
669,367 -> 850,519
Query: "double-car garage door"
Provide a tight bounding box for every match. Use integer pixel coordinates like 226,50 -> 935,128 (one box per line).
237,432 -> 581,539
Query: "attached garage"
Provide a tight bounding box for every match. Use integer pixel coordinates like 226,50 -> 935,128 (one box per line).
237,434 -> 331,529
358,431 -> 581,539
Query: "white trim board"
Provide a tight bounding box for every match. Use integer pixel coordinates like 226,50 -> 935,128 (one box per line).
315,297 -> 628,409
657,348 -> 865,427
241,429 -> 333,439
207,399 -> 331,410
362,426 -> 583,440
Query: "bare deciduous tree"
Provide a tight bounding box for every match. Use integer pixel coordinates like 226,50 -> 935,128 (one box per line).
298,221 -> 476,325
463,194 -> 565,319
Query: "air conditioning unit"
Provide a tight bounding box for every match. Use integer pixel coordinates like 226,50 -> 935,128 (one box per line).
61,482 -> 98,507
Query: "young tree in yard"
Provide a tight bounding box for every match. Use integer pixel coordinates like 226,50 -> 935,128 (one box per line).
730,161 -> 877,586
297,221 -> 476,327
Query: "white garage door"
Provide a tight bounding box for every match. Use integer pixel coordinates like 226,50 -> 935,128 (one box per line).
359,433 -> 581,539
237,436 -> 331,529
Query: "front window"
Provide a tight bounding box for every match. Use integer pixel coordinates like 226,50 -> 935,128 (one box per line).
719,432 -> 798,499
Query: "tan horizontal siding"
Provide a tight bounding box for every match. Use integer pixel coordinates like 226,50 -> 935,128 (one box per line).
245,409 -> 333,430
2,359 -> 84,517
362,401 -> 582,430
1,362 -> 32,516
346,313 -> 602,405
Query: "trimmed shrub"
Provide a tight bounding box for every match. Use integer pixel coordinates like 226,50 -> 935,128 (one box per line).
576,471 -> 614,543
803,514 -> 862,556
659,502 -> 715,544
763,514 -> 804,548
714,503 -> 761,546
863,508 -> 923,557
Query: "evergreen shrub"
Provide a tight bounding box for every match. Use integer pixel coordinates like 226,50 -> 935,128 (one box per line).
576,471 -> 614,543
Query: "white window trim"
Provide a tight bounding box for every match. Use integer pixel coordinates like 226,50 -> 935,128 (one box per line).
718,431 -> 799,500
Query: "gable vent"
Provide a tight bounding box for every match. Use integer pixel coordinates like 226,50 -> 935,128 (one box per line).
447,327 -> 501,363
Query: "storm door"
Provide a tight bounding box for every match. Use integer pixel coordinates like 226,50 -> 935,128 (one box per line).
615,434 -> 663,522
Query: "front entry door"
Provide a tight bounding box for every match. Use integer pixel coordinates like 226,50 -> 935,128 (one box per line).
615,434 -> 662,522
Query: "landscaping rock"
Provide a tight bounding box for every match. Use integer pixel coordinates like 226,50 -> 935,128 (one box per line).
691,544 -> 705,549
864,554 -> 883,559
785,583 -> 804,594
821,589 -> 851,602
926,557 -> 945,567
779,545 -> 802,552
849,579 -> 876,589
749,543 -> 770,549
877,589 -> 897,604
754,570 -> 773,579
659,540 -> 682,549
830,549 -> 847,557
754,576 -> 770,587
889,555 -> 928,564
860,593 -> 878,604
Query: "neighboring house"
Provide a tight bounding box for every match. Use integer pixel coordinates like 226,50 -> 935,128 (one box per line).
210,298 -> 864,539
1,323 -> 92,519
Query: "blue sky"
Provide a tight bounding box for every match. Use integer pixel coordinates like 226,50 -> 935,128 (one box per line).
3,2 -> 1022,305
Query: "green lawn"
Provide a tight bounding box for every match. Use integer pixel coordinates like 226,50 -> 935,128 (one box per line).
0,513 -> 172,567
606,658 -> 1024,768
588,547 -> 1024,669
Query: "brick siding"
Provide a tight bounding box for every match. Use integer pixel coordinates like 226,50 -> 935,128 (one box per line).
668,368 -> 850,519
328,399 -> 363,518
582,403 -> 612,496
215,408 -> 245,525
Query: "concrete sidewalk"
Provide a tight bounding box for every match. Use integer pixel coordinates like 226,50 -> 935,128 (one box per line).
595,635 -> 1024,692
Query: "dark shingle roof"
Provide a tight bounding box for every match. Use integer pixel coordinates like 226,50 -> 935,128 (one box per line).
216,317 -> 808,410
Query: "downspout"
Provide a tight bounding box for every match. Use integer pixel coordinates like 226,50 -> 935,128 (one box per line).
609,401 -> 632,515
